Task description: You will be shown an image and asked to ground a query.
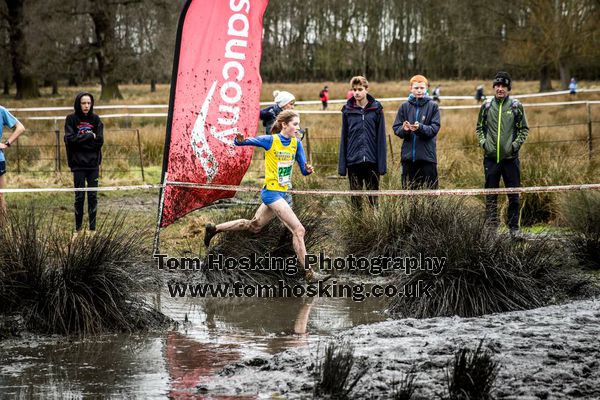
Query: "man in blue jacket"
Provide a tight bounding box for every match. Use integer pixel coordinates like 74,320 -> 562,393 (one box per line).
338,76 -> 387,208
393,75 -> 441,189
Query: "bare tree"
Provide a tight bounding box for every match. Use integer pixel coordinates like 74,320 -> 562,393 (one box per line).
2,0 -> 598,94
3,0 -> 39,99
88,1 -> 124,99
504,0 -> 599,91
118,0 -> 179,92
0,3 -> 11,95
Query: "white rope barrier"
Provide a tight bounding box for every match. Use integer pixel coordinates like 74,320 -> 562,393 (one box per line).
14,100 -> 600,120
8,88 -> 600,114
167,181 -> 600,197
2,181 -> 599,197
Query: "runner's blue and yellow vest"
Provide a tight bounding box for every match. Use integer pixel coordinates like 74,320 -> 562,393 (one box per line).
264,135 -> 297,192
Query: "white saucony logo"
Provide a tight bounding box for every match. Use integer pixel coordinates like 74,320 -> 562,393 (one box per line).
190,81 -> 219,183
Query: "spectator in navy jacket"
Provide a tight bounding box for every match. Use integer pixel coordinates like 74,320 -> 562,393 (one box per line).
339,76 -> 387,208
393,75 -> 441,189
259,90 -> 295,134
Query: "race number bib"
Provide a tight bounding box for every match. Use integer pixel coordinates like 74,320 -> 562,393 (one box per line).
277,160 -> 293,186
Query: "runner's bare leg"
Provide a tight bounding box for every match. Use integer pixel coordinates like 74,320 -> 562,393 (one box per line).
215,203 -> 275,233
267,198 -> 309,271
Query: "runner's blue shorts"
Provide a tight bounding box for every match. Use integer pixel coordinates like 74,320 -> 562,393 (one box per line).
260,188 -> 293,206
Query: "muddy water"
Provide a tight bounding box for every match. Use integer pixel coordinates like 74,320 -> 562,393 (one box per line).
0,291 -> 387,399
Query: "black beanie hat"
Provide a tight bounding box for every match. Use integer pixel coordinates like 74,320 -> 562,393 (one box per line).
493,71 -> 512,90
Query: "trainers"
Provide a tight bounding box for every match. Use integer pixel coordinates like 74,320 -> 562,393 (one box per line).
204,223 -> 217,247
305,269 -> 332,284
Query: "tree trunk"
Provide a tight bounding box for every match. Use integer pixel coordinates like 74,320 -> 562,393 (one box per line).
90,5 -> 123,100
18,75 -> 39,99
6,0 -> 40,99
150,78 -> 156,93
101,78 -> 123,100
68,76 -> 78,87
3,79 -> 9,95
52,80 -> 59,96
558,60 -> 571,90
539,64 -> 553,92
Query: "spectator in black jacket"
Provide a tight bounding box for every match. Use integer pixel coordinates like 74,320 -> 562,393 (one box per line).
64,92 -> 104,235
393,75 -> 441,189
339,76 -> 387,208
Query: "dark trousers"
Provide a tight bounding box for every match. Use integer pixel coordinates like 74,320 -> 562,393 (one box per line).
348,162 -> 380,208
484,157 -> 521,230
73,169 -> 99,231
401,161 -> 438,190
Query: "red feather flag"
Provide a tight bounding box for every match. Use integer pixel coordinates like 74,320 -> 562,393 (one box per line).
158,0 -> 269,228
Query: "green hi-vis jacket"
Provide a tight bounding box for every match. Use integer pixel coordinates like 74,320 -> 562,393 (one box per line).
476,96 -> 529,163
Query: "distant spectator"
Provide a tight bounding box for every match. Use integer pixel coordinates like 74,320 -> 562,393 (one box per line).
259,90 -> 295,134
0,105 -> 26,214
346,89 -> 354,100
475,85 -> 485,103
319,86 -> 329,110
432,85 -> 441,103
569,77 -> 577,95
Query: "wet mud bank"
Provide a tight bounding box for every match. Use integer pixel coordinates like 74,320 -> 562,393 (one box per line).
200,298 -> 600,399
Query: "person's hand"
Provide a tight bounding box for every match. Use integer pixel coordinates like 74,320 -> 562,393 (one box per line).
409,122 -> 420,131
305,163 -> 315,174
0,143 -> 7,150
235,132 -> 244,143
402,121 -> 411,131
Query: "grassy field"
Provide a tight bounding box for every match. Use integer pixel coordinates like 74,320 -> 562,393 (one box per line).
2,81 -> 600,254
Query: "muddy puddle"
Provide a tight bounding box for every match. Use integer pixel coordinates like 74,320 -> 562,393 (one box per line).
0,289 -> 387,399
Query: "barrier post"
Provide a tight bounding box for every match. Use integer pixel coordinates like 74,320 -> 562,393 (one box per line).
15,135 -> 21,173
588,102 -> 593,161
55,129 -> 61,172
136,129 -> 145,182
304,128 -> 312,163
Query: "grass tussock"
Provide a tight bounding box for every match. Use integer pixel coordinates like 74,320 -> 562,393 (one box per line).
338,196 -> 597,318
391,365 -> 419,400
0,209 -> 169,336
560,191 -> 600,270
314,340 -> 368,400
335,193 -> 429,260
446,340 -> 500,400
517,144 -> 592,226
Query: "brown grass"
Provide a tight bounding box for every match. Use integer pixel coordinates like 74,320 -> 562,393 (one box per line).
2,82 -> 599,217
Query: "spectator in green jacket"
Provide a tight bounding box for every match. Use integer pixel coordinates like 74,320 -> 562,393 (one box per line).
476,71 -> 529,237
